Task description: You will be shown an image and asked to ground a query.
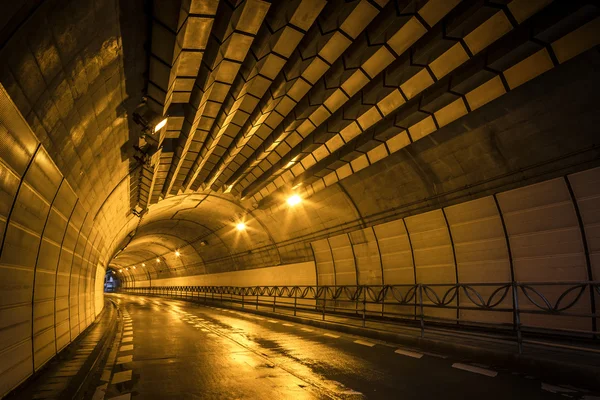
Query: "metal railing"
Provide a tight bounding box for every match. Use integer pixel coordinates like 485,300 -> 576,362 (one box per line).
120,281 -> 600,353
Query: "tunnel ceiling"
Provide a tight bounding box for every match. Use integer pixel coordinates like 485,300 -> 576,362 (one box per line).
1,0 -> 599,279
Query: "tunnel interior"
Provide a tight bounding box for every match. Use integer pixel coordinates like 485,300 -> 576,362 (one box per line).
0,0 -> 599,397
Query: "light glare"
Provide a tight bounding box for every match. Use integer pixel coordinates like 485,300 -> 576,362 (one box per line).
154,117 -> 168,132
156,258 -> 160,263
236,222 -> 246,231
175,250 -> 180,257
287,194 -> 302,206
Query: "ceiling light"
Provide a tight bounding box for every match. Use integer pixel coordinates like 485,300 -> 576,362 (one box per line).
175,250 -> 180,257
126,268 -> 129,271
236,222 -> 246,231
142,263 -> 145,267
199,240 -> 208,246
119,269 -> 123,273
287,194 -> 302,206
154,117 -> 168,132
156,258 -> 160,263
133,266 -> 136,269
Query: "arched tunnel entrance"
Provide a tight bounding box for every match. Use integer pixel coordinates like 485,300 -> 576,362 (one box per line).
0,0 -> 599,398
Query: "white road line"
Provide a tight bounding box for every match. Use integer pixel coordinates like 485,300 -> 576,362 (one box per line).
282,323 -> 294,327
100,370 -> 111,382
452,363 -> 497,377
124,327 -> 133,332
267,320 -> 278,323
119,344 -> 134,352
540,383 -> 577,394
324,333 -> 340,338
122,336 -> 133,343
123,331 -> 133,336
394,349 -> 423,359
116,355 -> 133,364
301,328 -> 314,332
111,370 -> 132,384
354,340 -> 376,347
107,393 -> 132,400
201,329 -> 209,332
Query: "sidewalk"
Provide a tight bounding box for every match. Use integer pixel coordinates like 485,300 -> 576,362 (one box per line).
7,300 -> 117,400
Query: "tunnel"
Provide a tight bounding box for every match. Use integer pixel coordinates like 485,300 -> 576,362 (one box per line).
0,0 -> 599,398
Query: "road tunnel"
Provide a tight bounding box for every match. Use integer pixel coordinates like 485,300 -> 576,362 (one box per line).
1,0 -> 600,398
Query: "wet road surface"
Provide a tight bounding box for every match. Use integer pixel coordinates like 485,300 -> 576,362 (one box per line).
104,294 -> 585,399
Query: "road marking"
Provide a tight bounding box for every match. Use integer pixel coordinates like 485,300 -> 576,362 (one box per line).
116,355 -> 133,364
324,333 -> 340,338
119,344 -> 134,352
124,327 -> 132,332
541,383 -> 577,394
201,329 -> 209,332
301,328 -> 314,332
452,363 -> 497,377
123,331 -> 133,336
111,370 -> 132,384
354,340 -> 376,347
267,320 -> 279,323
282,323 -> 294,327
394,349 -> 423,359
107,393 -> 132,399
100,370 -> 111,382
122,336 -> 133,343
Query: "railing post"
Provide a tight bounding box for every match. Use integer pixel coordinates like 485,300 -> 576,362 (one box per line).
362,286 -> 366,328
419,284 -> 425,338
294,289 -> 297,317
273,292 -> 276,313
256,293 -> 259,310
323,287 -> 326,321
242,292 -> 245,309
512,282 -> 523,354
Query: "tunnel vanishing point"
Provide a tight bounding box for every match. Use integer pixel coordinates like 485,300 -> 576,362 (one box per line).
0,0 -> 600,399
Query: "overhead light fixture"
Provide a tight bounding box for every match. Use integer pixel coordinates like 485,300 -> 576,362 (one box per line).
154,117 -> 168,132
156,258 -> 160,263
236,222 -> 246,231
287,194 -> 302,206
126,268 -> 129,271
133,266 -> 136,269
199,240 -> 208,246
119,269 -> 123,273
175,250 -> 180,257
142,263 -> 146,267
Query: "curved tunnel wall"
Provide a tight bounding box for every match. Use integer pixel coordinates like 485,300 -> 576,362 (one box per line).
0,87 -> 105,396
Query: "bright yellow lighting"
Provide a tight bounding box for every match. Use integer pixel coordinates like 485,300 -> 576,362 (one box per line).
287,194 -> 302,206
125,267 -> 129,271
154,117 -> 168,132
156,258 -> 160,263
132,266 -> 136,269
142,263 -> 145,267
236,222 -> 246,231
119,269 -> 123,273
175,250 -> 180,257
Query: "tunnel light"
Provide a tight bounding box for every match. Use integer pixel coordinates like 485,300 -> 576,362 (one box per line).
154,117 -> 168,132
236,222 -> 246,231
119,269 -> 123,273
156,258 -> 160,263
133,266 -> 136,269
126,268 -> 129,271
287,194 -> 302,206
142,263 -> 146,267
175,250 -> 180,257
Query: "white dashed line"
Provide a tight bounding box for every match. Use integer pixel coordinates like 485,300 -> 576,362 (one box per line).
119,344 -> 134,352
107,393 -> 132,400
267,320 -> 279,323
201,329 -> 209,332
394,349 -> 423,359
541,383 -> 577,394
301,328 -> 314,332
324,333 -> 340,338
116,355 -> 133,364
354,340 -> 376,347
111,370 -> 132,384
452,363 -> 497,377
282,323 -> 294,327
122,336 -> 133,343
123,331 -> 133,336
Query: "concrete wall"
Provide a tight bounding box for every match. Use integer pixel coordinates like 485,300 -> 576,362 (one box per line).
0,85 -> 105,397
133,261 -> 316,288
311,167 -> 600,329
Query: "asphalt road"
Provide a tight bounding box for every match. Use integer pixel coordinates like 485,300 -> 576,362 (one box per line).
101,294 -> 592,400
